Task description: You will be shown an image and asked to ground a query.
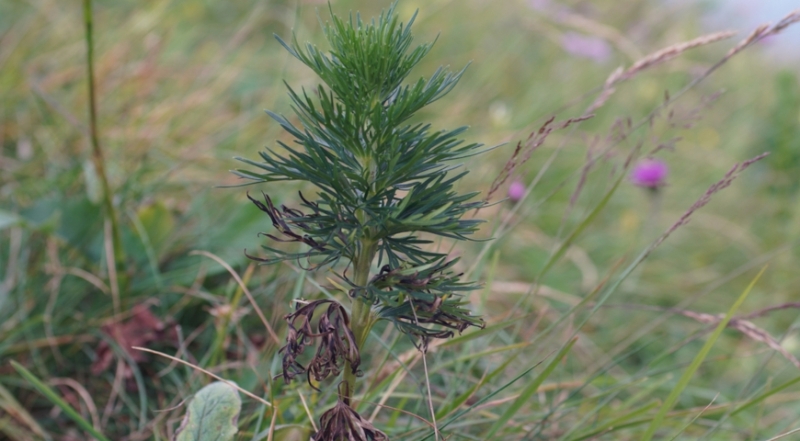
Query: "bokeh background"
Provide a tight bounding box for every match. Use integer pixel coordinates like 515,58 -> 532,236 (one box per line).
2,0 -> 800,439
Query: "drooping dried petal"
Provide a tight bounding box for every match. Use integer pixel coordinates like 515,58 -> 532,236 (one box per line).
312,398 -> 388,441
279,299 -> 360,388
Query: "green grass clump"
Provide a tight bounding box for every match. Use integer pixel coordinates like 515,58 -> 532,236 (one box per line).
2,0 -> 800,440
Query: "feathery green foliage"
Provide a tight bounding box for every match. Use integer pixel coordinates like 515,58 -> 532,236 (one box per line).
235,3 -> 487,438
236,4 -> 486,346
238,5 -> 485,350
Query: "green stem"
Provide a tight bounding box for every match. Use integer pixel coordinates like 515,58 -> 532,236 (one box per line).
209,263 -> 255,369
343,238 -> 379,401
12,361 -> 112,441
83,0 -> 125,278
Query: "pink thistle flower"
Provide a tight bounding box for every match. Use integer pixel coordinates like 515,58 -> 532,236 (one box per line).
508,180 -> 526,201
630,158 -> 668,189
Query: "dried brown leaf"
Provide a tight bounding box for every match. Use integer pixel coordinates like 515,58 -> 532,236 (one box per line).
91,304 -> 175,376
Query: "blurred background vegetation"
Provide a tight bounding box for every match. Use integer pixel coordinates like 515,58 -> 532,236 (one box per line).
2,0 -> 800,439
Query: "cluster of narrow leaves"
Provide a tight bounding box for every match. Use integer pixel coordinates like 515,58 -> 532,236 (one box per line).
236,4 -> 489,439
235,4 -> 486,342
363,260 -> 484,346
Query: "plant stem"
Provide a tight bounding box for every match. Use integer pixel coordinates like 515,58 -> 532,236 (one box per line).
343,238 -> 379,400
209,263 -> 255,369
83,0 -> 125,276
12,361 -> 112,441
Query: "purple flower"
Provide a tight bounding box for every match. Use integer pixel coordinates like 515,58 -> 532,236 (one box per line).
630,158 -> 668,188
508,180 -> 526,201
560,32 -> 612,64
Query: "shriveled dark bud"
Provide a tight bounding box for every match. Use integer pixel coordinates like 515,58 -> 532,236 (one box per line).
312,396 -> 388,441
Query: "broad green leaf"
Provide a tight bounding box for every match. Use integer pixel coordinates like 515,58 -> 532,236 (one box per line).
175,382 -> 242,441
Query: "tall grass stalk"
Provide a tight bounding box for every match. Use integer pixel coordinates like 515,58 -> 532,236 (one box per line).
82,0 -> 124,285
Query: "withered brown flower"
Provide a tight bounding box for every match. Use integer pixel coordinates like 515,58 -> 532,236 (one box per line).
312,395 -> 388,441
279,299 -> 360,389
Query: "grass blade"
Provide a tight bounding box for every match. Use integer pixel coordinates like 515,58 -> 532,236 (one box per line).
10,361 -> 111,441
568,401 -> 659,441
538,176 -> 622,280
640,266 -> 767,441
485,337 -> 578,438
419,352 -> 553,440
0,382 -> 50,440
730,375 -> 800,417
434,353 -> 520,420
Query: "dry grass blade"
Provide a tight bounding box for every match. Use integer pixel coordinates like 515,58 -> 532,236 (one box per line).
297,390 -> 319,433
726,9 -> 800,57
369,351 -> 422,422
190,250 -> 281,344
588,31 -> 735,112
49,378 -> 102,434
409,298 -> 440,440
0,383 -> 49,439
764,426 -> 800,441
359,397 -> 437,429
131,346 -> 272,407
471,380 -> 585,412
674,309 -> 800,369
267,400 -> 278,441
621,31 -> 736,81
651,153 -> 769,252
487,114 -> 593,202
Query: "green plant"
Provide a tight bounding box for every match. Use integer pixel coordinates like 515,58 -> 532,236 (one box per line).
234,3 -> 486,438
174,382 -> 242,441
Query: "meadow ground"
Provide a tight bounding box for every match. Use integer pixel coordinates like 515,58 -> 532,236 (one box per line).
3,0 -> 800,439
